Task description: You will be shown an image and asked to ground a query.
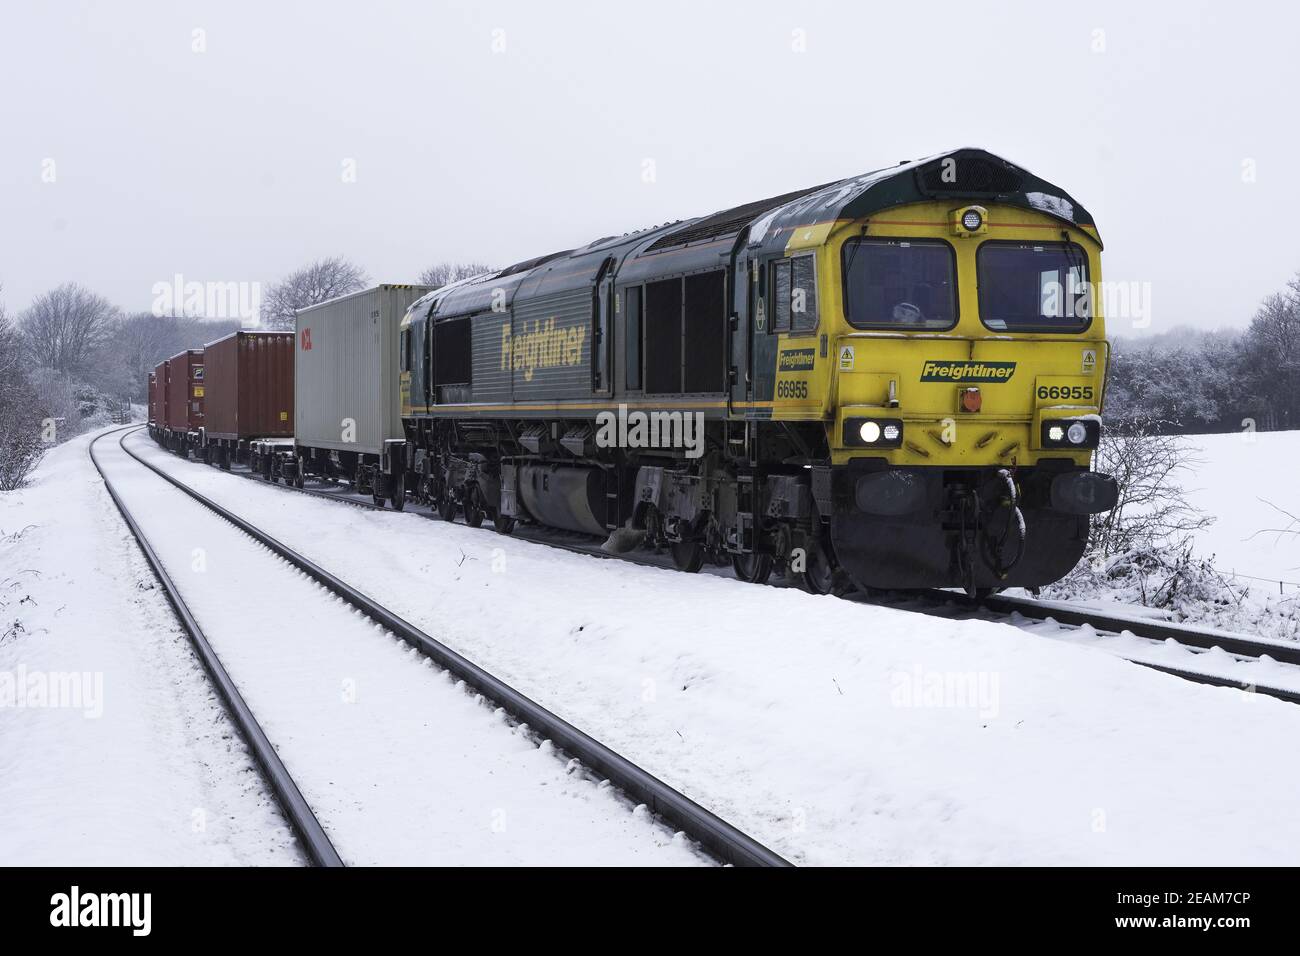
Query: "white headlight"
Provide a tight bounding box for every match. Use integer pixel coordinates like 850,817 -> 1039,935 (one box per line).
961,209 -> 983,232
1048,425 -> 1065,442
1067,422 -> 1088,444
860,421 -> 882,443
882,424 -> 900,441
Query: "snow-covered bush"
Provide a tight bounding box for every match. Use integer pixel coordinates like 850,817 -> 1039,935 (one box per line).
1087,418 -> 1213,559
0,304 -> 46,491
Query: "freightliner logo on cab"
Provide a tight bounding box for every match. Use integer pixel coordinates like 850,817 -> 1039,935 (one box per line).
920,360 -> 1017,383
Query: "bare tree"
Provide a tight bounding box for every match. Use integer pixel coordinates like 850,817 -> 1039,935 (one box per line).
417,262 -> 495,289
102,313 -> 240,400
1087,418 -> 1214,558
260,257 -> 369,330
19,283 -> 120,375
0,290 -> 46,490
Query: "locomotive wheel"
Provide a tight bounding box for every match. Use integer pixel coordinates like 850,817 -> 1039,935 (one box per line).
493,513 -> 516,535
732,552 -> 773,585
800,541 -> 836,595
437,495 -> 457,522
671,541 -> 705,573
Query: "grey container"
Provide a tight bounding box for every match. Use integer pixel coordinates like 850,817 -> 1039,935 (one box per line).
294,284 -> 431,456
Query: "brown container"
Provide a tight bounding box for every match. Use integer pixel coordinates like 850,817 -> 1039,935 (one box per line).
202,331 -> 294,440
153,360 -> 170,428
164,349 -> 205,432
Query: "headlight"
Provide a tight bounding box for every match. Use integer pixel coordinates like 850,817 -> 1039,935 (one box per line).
1041,418 -> 1100,449
844,417 -> 904,448
961,209 -> 983,232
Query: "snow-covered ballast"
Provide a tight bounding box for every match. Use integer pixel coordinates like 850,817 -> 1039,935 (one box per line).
395,148 -> 1117,594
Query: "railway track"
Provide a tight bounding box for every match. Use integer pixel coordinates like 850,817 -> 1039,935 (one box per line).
106,427 -> 790,867
90,426 -> 343,867
169,431 -> 1300,708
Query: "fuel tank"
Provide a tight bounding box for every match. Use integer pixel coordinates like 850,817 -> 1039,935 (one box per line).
517,464 -> 607,536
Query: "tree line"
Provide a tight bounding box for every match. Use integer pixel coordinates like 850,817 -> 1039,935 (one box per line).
0,258 -> 491,489
1104,271 -> 1300,434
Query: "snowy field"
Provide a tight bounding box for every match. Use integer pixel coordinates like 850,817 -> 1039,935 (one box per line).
1180,430 -> 1300,589
6,423 -> 1300,865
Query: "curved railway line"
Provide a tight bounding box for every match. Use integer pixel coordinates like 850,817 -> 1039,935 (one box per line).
159,429 -> 1300,708
90,425 -> 343,867
98,426 -> 790,868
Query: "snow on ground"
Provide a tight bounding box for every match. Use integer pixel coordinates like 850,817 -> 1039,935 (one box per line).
87,432 -> 703,866
0,427 -> 300,865
1180,430 -> 1300,588
127,429 -> 1300,866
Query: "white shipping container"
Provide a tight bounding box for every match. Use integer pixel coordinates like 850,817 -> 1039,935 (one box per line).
293,285 -> 431,456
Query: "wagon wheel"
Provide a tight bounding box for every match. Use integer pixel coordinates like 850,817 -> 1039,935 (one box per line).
670,540 -> 705,573
732,552 -> 774,585
389,477 -> 406,512
293,459 -> 305,488
371,487 -> 386,508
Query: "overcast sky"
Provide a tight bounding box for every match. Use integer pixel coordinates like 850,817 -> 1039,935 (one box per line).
2,0 -> 1296,336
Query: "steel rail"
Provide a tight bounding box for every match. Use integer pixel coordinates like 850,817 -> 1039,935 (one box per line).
123,429 -> 790,867
90,427 -> 344,867
180,433 -> 1300,705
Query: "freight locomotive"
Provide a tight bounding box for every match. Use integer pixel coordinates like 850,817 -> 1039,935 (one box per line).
148,148 -> 1118,596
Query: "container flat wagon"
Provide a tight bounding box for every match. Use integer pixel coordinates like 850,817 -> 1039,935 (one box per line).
200,330 -> 294,473
284,285 -> 431,497
161,349 -> 205,454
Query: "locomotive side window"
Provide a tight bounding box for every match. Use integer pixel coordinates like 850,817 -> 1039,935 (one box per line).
791,255 -> 818,332
432,317 -> 472,387
976,241 -> 1091,333
644,277 -> 683,393
624,285 -> 643,391
767,255 -> 818,334
771,259 -> 792,332
400,328 -> 411,372
841,238 -> 958,331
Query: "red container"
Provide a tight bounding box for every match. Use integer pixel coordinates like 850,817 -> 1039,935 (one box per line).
164,350 -> 204,432
202,331 -> 294,439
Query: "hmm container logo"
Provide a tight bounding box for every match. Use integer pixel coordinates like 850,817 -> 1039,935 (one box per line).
920,360 -> 1016,383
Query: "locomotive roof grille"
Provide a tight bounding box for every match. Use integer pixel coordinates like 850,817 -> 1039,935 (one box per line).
644,181 -> 837,252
